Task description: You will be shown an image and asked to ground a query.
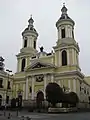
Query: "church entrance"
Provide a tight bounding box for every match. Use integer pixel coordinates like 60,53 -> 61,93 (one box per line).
36,91 -> 44,111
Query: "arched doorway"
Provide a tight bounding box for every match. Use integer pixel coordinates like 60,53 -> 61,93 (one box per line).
36,91 -> 44,111
36,91 -> 44,102
0,95 -> 2,106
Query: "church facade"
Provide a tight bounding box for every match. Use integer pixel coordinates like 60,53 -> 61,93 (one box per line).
10,4 -> 90,108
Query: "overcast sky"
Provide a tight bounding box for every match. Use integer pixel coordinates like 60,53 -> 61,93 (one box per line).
0,0 -> 90,76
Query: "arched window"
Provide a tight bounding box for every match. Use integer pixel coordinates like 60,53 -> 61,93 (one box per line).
34,41 -> 36,49
21,58 -> 25,72
7,81 -> 11,89
62,50 -> 67,66
61,28 -> 65,38
24,37 -> 27,47
24,40 -> 27,47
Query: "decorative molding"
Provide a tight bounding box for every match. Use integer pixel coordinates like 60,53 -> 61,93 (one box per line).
36,75 -> 44,82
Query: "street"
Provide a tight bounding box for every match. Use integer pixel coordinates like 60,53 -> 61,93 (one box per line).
0,111 -> 90,120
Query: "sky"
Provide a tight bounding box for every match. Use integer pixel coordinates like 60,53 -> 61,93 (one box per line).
0,0 -> 90,75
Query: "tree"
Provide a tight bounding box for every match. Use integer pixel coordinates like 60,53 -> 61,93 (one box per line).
46,82 -> 64,107
67,92 -> 79,107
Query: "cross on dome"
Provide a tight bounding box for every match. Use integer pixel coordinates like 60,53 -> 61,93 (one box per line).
63,2 -> 65,6
28,14 -> 34,27
61,3 -> 68,15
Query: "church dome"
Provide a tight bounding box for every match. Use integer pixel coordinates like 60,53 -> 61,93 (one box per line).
22,16 -> 38,36
56,3 -> 75,27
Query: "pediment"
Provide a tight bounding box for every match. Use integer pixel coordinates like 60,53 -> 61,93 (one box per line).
25,61 -> 56,71
31,62 -> 46,69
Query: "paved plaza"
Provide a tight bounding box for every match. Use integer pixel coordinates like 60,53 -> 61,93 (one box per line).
0,111 -> 90,120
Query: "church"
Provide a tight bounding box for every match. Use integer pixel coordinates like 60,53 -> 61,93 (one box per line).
0,4 -> 90,108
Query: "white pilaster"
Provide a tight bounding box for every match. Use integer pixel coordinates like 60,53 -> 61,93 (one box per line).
25,58 -> 28,67
73,79 -> 76,93
27,38 -> 29,47
19,59 -> 22,72
23,84 -> 25,100
51,74 -> 54,82
44,74 -> 47,99
58,51 -> 61,67
59,51 -> 62,66
75,50 -> 77,65
25,77 -> 29,100
68,80 -> 71,92
67,49 -> 70,65
58,27 -> 60,39
17,59 -> 19,72
31,76 -> 34,100
31,39 -> 33,48
72,49 -> 75,65
55,53 -> 57,66
66,25 -> 68,38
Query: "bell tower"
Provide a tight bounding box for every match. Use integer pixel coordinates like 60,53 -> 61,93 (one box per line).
56,3 -> 75,40
16,16 -> 38,72
21,15 -> 38,53
54,4 -> 80,71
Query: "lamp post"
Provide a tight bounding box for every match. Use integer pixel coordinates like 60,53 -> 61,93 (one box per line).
4,69 -> 12,116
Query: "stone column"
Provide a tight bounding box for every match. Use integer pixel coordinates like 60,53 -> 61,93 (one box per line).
25,77 -> 29,100
31,76 -> 34,100
51,74 -> 54,82
44,74 -> 47,99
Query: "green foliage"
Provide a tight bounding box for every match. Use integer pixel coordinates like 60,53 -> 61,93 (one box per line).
46,83 -> 79,108
62,92 -> 79,107
46,82 -> 64,107
67,92 -> 79,104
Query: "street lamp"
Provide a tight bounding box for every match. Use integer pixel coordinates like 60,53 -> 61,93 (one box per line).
4,69 -> 12,116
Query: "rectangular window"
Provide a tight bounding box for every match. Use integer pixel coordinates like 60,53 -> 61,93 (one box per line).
61,28 -> 65,38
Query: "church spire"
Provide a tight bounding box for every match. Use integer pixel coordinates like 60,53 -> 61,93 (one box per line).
61,3 -> 68,15
28,15 -> 34,28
